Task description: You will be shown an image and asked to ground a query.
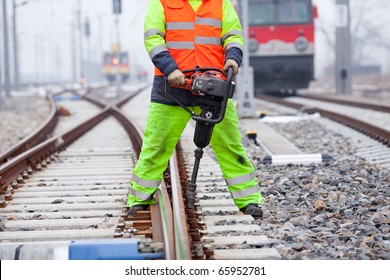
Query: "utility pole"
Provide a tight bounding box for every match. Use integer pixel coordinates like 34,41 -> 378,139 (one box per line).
236,0 -> 256,118
34,34 -> 40,84
335,0 -> 352,95
98,14 -> 103,82
11,0 -> 28,90
77,0 -> 85,86
2,0 -> 11,97
84,17 -> 91,82
0,45 -> 2,106
113,0 -> 122,92
71,13 -> 77,82
12,0 -> 19,90
0,12 -> 2,105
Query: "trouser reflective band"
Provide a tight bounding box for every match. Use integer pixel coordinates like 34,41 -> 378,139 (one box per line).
225,172 -> 255,186
131,174 -> 161,188
128,188 -> 155,201
128,175 -> 161,206
230,185 -> 260,200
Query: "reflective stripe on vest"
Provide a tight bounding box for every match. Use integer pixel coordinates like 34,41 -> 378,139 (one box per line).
166,42 -> 194,49
165,19 -> 221,31
225,172 -> 256,186
195,36 -> 221,45
196,17 -> 221,28
230,185 -> 261,199
131,174 -> 161,188
128,188 -> 154,201
166,22 -> 194,30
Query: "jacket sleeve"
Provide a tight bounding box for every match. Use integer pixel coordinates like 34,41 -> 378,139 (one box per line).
144,0 -> 178,76
222,0 -> 244,67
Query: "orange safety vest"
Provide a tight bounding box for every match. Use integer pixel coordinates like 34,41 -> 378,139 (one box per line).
155,0 -> 224,76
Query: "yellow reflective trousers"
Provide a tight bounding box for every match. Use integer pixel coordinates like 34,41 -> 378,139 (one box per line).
128,100 -> 263,209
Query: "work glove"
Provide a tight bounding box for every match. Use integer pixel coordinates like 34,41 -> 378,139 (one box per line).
167,69 -> 185,86
223,59 -> 239,75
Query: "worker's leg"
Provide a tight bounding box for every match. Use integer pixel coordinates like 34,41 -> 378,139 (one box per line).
210,99 -> 263,212
127,102 -> 191,208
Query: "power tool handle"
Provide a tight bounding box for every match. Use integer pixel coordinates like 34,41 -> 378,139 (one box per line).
227,66 -> 234,80
169,77 -> 192,91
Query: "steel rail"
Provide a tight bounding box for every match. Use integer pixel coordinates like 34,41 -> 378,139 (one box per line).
315,108 -> 390,145
154,185 -> 175,260
0,85 -> 177,260
258,94 -> 390,146
297,92 -> 390,113
169,149 -> 192,259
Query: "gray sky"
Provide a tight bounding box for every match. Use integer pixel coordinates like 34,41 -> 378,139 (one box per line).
2,0 -> 390,83
14,0 -> 150,82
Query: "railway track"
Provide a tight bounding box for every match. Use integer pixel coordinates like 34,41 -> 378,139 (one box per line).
122,89 -> 282,260
255,94 -> 389,168
257,94 -> 390,146
178,136 -> 280,260
297,92 -> 390,113
0,85 -> 174,259
0,84 -> 281,260
2,84 -> 388,260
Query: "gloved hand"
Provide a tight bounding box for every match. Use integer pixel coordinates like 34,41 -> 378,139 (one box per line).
167,69 -> 185,86
223,59 -> 239,75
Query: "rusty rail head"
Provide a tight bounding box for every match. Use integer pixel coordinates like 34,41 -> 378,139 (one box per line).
315,108 -> 390,146
0,93 -> 58,165
169,148 -> 192,260
153,184 -> 175,260
0,107 -> 111,193
298,92 -> 390,113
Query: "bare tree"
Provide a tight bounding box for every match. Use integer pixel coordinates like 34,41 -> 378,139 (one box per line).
318,0 -> 390,67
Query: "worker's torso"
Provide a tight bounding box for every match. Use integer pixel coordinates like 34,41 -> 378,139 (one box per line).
155,0 -> 224,76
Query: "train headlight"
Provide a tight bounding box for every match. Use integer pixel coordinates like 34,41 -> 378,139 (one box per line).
112,58 -> 119,65
295,37 -> 308,52
249,39 -> 259,53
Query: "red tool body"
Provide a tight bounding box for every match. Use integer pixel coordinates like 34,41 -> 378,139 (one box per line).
172,69 -> 229,97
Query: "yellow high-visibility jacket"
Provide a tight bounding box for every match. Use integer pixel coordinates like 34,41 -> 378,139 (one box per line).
144,0 -> 244,77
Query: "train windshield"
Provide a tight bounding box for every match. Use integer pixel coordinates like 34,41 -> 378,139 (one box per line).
248,0 -> 275,25
277,0 -> 310,24
120,53 -> 128,64
248,0 -> 312,25
104,53 -> 112,64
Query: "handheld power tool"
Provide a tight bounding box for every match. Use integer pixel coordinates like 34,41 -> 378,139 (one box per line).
164,67 -> 235,209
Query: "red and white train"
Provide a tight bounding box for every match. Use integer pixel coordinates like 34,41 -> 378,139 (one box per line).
237,0 -> 318,94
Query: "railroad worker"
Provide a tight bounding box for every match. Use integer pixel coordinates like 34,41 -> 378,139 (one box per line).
127,0 -> 264,219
